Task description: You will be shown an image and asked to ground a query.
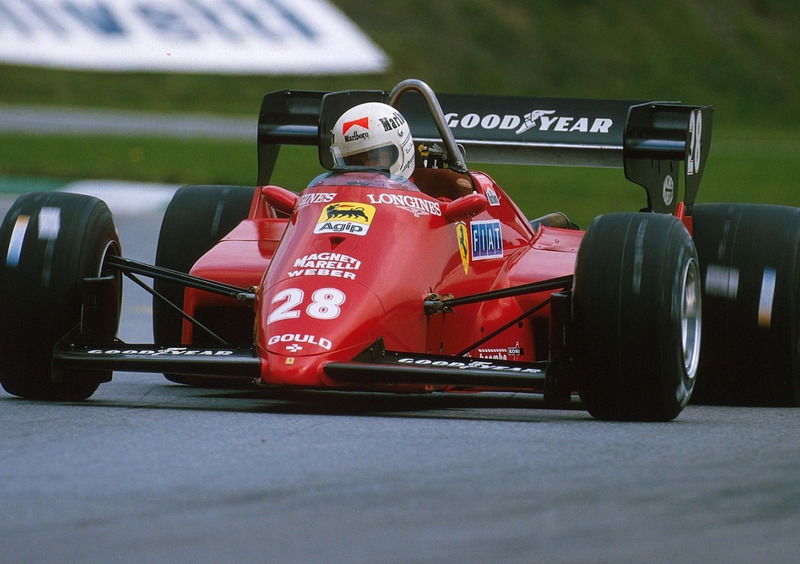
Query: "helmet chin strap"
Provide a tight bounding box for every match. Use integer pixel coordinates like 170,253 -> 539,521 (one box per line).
330,145 -> 344,167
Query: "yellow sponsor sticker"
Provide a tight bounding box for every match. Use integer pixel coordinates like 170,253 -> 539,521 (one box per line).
314,202 -> 376,236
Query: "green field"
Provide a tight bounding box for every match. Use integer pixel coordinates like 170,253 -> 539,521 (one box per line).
1,1 -> 797,223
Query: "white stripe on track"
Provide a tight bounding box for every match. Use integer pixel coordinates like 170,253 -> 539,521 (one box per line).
61,180 -> 180,215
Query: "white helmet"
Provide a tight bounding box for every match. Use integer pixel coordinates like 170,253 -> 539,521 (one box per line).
331,102 -> 415,181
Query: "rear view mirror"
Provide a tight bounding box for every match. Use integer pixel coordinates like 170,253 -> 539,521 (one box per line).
443,193 -> 488,223
261,185 -> 299,215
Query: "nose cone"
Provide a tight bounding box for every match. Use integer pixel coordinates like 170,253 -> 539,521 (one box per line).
256,279 -> 385,387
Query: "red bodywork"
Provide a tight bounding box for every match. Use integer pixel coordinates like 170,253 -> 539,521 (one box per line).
184,170 -> 581,392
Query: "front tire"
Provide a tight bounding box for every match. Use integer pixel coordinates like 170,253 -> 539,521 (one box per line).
0,192 -> 121,400
573,213 -> 700,421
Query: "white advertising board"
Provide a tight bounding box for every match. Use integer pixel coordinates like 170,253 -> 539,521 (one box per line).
0,0 -> 388,74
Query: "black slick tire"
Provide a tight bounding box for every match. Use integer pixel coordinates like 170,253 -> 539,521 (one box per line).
573,213 -> 701,421
0,192 -> 121,400
153,185 -> 254,386
692,203 -> 800,406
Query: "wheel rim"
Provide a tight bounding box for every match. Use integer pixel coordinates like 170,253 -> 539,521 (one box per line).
681,258 -> 702,378
97,240 -> 120,277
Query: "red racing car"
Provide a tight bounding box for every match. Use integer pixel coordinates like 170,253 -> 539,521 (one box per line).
2,79 -> 799,420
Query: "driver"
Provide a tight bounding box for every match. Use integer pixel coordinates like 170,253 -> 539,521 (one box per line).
330,102 -> 416,181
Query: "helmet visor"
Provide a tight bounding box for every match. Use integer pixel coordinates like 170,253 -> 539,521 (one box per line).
335,145 -> 399,170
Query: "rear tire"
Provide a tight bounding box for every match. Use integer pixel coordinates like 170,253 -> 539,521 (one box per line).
573,213 -> 700,421
153,185 -> 254,386
692,203 -> 800,406
0,192 -> 121,400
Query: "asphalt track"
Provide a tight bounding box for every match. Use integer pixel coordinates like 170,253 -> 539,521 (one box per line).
1,194 -> 799,563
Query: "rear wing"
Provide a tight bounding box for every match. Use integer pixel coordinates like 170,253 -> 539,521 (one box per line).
257,84 -> 712,213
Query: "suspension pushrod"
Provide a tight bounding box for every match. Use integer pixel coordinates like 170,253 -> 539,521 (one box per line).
426,275 -> 572,313
122,271 -> 230,346
106,256 -> 254,302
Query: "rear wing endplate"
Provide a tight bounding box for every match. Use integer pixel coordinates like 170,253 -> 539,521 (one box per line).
257,87 -> 712,213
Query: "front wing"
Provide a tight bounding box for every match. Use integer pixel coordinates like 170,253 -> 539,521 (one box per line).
53,342 -> 548,391
53,344 -> 261,382
325,342 -> 547,390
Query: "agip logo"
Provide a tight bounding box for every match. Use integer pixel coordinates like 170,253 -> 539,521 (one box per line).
314,202 -> 376,236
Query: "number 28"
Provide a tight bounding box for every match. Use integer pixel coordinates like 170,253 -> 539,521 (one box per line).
267,287 -> 346,324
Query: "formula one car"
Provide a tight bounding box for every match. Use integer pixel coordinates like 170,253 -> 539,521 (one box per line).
2,79 -> 799,420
